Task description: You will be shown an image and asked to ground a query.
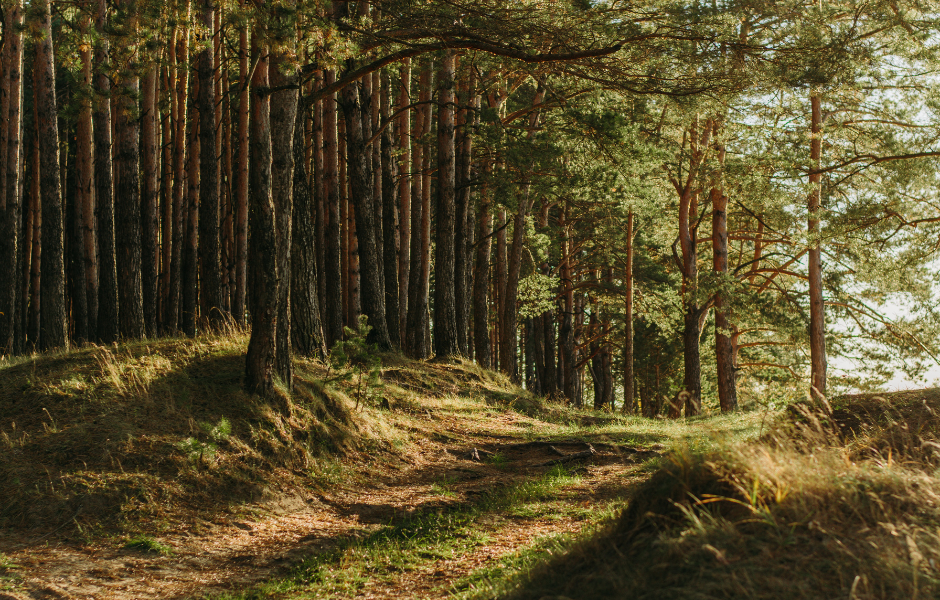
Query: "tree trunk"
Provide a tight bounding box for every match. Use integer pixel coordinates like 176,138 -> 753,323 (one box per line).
27,130 -> 41,348
380,70 -> 400,349
166,24 -> 189,333
808,90 -> 827,398
94,0 -> 117,343
405,62 -> 432,358
291,98 -> 326,359
711,124 -> 737,412
270,51 -> 298,388
454,66 -> 475,356
141,65 -> 159,337
233,14 -> 249,325
198,0 -> 222,329
472,179 -> 492,368
560,208 -> 576,403
397,58 -> 411,343
322,70 -> 344,347
182,73 -> 199,337
339,78 -> 392,349
0,1 -> 23,353
434,50 -> 458,358
245,43 -> 278,397
34,0 -> 67,350
495,209 -> 507,366
66,118 -> 89,343
623,211 -> 635,413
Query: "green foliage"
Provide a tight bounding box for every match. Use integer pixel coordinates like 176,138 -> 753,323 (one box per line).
123,535 -> 174,556
328,315 -> 384,409
175,417 -> 231,464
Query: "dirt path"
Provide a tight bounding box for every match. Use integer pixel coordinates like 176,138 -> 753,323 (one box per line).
0,414 -> 652,600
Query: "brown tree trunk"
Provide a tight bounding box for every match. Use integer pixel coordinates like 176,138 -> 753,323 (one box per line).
233,14 -> 249,325
338,76 -> 391,349
270,50 -> 298,388
434,50 -> 458,358
494,209 -> 507,366
454,65 -> 474,356
322,70 -> 344,347
0,1 -> 23,352
380,70 -> 400,349
182,73 -> 199,337
27,130 -> 40,347
166,24 -> 187,333
94,0 -> 117,343
397,58 -> 411,343
291,98 -> 326,359
472,176 -> 492,368
623,211 -> 635,413
405,61 -> 432,358
66,113 -> 89,343
34,0 -> 67,350
198,0 -> 222,329
559,207 -> 576,403
711,123 -> 737,412
141,66 -> 159,337
160,72 -> 173,332
245,42 -> 277,396
808,90 -> 827,398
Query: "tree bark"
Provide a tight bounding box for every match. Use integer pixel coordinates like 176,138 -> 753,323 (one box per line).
0,1 -> 23,353
233,14 -> 249,325
34,0 -> 67,350
166,24 -> 189,333
94,0 -> 117,343
245,44 -> 278,397
434,50 -> 459,358
473,176 -> 492,368
198,0 -> 222,329
623,211 -> 635,413
182,71 -> 200,337
270,51 -> 298,388
711,123 -> 737,412
338,78 -> 392,349
397,58 -> 411,343
808,90 -> 827,398
322,70 -> 344,347
380,70 -> 400,349
141,66 -> 160,337
291,98 -> 326,359
405,62 -> 431,358
454,66 -> 475,356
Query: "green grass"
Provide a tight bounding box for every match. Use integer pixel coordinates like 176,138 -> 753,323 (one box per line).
124,534 -> 175,555
207,466 -> 585,599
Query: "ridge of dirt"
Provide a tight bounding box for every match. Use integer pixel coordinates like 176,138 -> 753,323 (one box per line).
0,405 -> 654,600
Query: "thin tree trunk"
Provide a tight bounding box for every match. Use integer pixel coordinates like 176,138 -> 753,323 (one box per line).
495,209 -> 507,366
434,50 -> 458,358
313,72 -> 326,327
808,90 -> 827,398
622,211 -> 635,414
472,176 -> 492,368
94,0 -> 117,343
233,14 -> 249,325
66,116 -> 89,343
27,130 -> 40,347
397,58 -> 411,343
323,70 -> 343,347
270,49 -> 298,387
141,66 -> 160,337
166,24 -> 188,333
182,74 -> 199,337
455,72 -> 476,357
198,0 -> 222,329
380,70 -> 400,349
560,207 -> 576,403
34,0 -> 67,350
405,62 -> 430,357
711,122 -> 737,412
245,41 -> 278,396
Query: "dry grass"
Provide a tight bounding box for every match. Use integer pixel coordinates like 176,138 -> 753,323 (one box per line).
486,389 -> 940,600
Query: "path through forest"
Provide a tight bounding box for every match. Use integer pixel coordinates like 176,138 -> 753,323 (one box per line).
0,404 -> 660,599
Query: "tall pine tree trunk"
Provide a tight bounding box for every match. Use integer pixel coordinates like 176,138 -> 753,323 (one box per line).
0,1 -> 23,353
339,77 -> 391,349
622,211 -> 635,413
198,0 -> 222,328
233,14 -> 249,325
808,90 -> 827,398
34,0 -> 67,350
141,66 -> 160,337
94,0 -> 117,343
77,19 -> 97,341
711,122 -> 737,412
270,50 -> 297,387
472,176 -> 492,368
245,41 -> 277,396
397,59 -> 411,344
433,50 -> 458,358
322,70 -> 343,347
380,71 -> 400,349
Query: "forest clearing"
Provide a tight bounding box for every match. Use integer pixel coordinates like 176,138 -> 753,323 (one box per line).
2,332 -> 940,599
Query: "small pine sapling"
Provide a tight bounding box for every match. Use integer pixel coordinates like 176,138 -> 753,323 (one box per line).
328,315 -> 383,409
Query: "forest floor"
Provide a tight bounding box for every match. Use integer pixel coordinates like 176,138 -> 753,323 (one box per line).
5,335 -> 939,599
0,333 -> 761,600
